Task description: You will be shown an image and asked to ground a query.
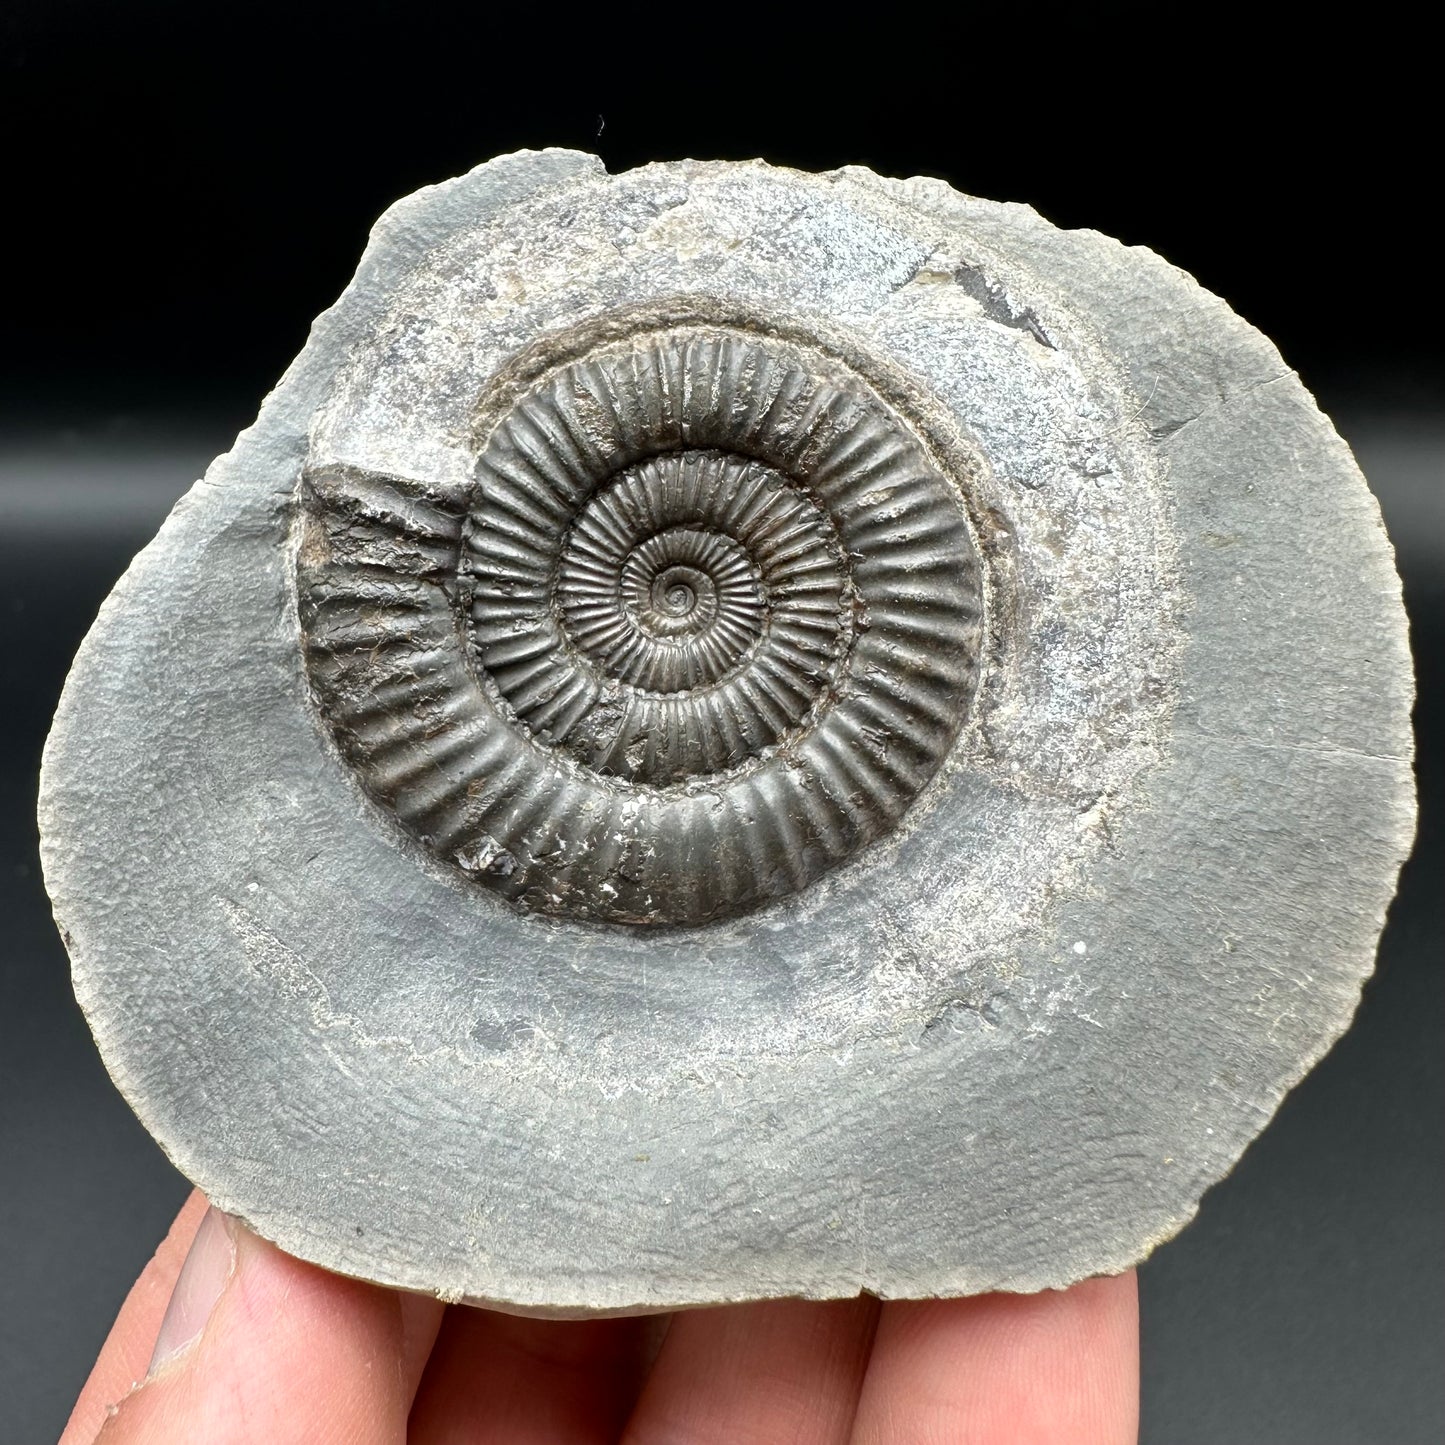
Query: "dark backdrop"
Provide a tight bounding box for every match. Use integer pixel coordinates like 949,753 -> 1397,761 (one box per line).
2,5 -> 1439,1443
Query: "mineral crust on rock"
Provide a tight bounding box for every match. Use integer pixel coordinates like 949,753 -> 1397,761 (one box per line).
39,153 -> 1416,1313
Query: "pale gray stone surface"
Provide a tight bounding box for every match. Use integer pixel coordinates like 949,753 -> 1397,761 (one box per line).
38,154 -> 1415,1312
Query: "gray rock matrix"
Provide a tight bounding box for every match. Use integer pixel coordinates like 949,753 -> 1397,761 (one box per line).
39,153 -> 1415,1313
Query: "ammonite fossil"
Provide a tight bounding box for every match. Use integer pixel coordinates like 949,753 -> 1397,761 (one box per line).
299,325 -> 983,924
40,154 -> 1415,1311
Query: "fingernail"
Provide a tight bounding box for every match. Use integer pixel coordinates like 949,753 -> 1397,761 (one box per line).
147,1207 -> 236,1375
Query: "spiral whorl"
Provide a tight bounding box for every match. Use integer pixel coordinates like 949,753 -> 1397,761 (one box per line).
298,324 -> 984,924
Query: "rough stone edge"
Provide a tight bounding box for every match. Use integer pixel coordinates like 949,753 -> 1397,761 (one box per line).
37,149 -> 612,1301
879,173 -> 1418,1281
38,153 -> 1420,1313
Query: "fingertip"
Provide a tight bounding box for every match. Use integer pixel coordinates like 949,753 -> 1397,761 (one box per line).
395,1287 -> 447,1402
60,1190 -> 211,1445
146,1208 -> 236,1376
620,1295 -> 879,1445
852,1272 -> 1140,1445
93,1214 -> 420,1444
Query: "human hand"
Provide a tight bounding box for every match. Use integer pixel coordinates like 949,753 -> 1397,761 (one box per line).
62,1190 -> 1138,1443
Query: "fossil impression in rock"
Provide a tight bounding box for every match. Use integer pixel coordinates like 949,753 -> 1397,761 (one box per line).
300,325 -> 983,926
39,154 -> 1415,1312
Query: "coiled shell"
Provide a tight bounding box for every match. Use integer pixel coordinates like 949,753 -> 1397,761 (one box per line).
299,327 -> 983,923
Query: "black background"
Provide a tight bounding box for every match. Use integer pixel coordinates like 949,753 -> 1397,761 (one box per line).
2,4 -> 1440,1442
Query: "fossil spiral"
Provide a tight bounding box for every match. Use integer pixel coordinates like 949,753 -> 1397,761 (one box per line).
298,327 -> 984,924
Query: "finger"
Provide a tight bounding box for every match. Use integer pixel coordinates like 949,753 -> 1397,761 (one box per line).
407,1307 -> 659,1445
849,1272 -> 1139,1445
621,1295 -> 880,1445
86,1206 -> 444,1445
61,1189 -> 210,1445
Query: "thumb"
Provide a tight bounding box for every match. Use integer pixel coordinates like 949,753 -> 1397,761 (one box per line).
82,1204 -> 440,1445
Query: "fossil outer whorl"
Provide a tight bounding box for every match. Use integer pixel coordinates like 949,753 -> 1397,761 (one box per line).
298,327 -> 983,924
